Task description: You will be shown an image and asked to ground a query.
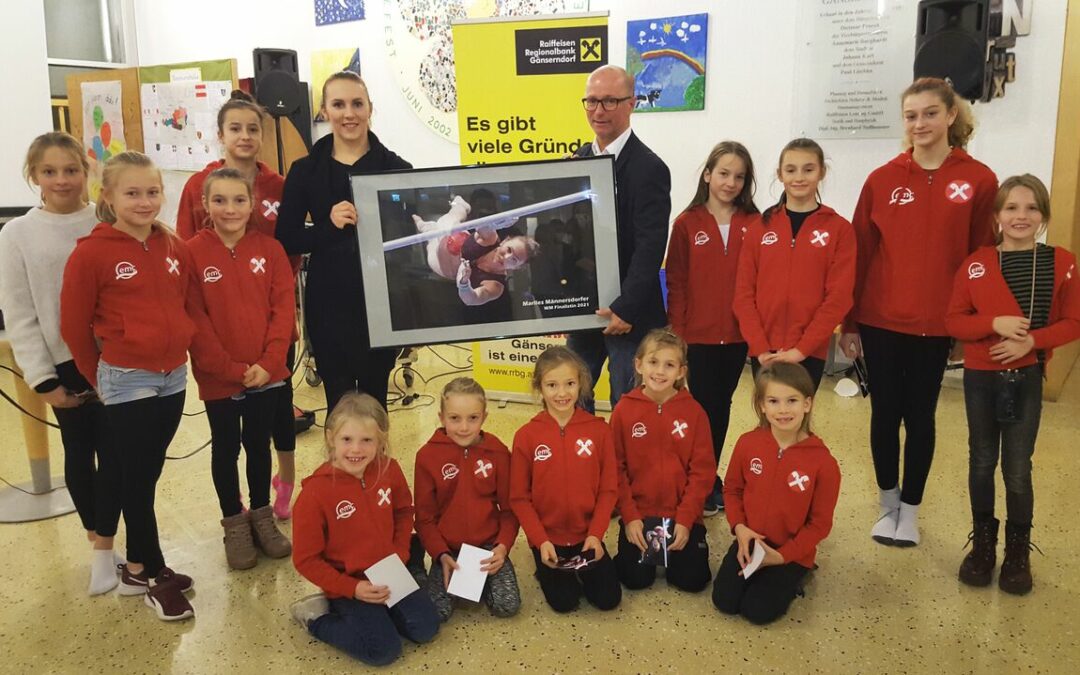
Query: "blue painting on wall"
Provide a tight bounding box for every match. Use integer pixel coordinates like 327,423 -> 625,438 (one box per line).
626,13 -> 708,112
315,0 -> 366,26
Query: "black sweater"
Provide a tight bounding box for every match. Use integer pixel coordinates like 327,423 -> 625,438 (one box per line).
276,131 -> 411,355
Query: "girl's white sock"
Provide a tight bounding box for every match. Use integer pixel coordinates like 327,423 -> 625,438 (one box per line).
88,549 -> 120,596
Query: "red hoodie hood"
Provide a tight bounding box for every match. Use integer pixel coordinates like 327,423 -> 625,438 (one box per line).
292,458 -> 414,599
611,387 -> 717,527
413,428 -> 519,558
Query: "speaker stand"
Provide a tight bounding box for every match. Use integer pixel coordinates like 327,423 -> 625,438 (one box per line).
273,115 -> 286,176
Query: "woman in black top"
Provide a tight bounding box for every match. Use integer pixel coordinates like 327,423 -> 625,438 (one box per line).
276,71 -> 410,413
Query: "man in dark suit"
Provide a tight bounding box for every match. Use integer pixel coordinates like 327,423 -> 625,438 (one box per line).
568,65 -> 672,408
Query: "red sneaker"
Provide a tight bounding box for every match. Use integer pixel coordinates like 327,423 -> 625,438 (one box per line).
145,568 -> 195,621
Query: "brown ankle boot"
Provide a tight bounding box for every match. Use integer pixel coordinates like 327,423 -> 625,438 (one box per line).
958,516 -> 998,587
221,511 -> 257,570
999,521 -> 1036,595
250,505 -> 292,558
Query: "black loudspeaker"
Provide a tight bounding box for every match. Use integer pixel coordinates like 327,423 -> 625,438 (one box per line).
914,0 -> 990,100
254,48 -> 303,116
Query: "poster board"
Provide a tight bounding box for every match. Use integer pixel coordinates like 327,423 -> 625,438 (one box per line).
137,59 -> 238,171
66,68 -> 143,201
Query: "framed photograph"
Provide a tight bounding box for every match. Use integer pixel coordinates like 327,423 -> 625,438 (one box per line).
351,156 -> 619,348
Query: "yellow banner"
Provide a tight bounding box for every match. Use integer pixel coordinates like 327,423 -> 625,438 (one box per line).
471,335 -> 612,410
454,13 -> 611,406
453,14 -> 607,164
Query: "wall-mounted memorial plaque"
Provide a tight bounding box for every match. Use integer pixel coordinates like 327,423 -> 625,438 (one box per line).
793,0 -> 917,139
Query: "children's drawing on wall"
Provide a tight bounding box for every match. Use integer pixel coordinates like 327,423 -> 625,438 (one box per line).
311,48 -> 362,121
626,13 -> 708,112
141,80 -> 231,171
80,80 -> 127,201
314,0 -> 366,26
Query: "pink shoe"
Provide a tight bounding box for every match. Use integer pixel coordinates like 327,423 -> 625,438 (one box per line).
272,474 -> 294,520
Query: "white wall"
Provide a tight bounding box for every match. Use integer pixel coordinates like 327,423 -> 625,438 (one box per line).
1,1 -> 52,208
132,0 -> 1067,222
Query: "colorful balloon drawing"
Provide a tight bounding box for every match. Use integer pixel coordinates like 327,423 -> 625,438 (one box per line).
87,105 -> 124,163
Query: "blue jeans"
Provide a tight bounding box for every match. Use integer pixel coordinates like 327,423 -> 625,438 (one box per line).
96,361 -> 187,406
964,366 -> 1042,525
309,592 -> 440,666
566,330 -> 640,410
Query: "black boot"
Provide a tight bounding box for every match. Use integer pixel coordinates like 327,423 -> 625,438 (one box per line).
958,516 -> 999,587
999,521 -> 1037,595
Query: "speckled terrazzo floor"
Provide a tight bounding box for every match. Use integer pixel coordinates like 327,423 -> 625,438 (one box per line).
1,346 -> 1078,674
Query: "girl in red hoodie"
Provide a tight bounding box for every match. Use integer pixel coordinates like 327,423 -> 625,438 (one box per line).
946,175 -> 1080,596
413,377 -> 520,621
666,140 -> 759,516
611,329 -> 716,592
733,138 -> 856,392
713,362 -> 841,624
510,345 -> 621,613
186,168 -> 294,570
290,392 -> 439,665
60,151 -> 196,621
176,90 -> 301,522
840,78 -> 998,548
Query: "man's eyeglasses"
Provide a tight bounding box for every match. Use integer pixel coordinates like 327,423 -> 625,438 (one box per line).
581,96 -> 633,111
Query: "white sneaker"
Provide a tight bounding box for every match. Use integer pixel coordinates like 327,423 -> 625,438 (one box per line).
290,593 -> 330,629
871,487 -> 901,545
894,502 -> 920,547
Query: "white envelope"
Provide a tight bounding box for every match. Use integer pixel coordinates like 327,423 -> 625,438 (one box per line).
741,541 -> 767,580
446,544 -> 490,603
365,553 -> 420,608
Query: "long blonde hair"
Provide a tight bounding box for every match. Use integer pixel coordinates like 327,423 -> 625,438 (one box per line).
633,328 -> 689,390
95,151 -> 163,223
901,77 -> 976,149
324,392 -> 391,477
24,132 -> 89,204
531,346 -> 594,410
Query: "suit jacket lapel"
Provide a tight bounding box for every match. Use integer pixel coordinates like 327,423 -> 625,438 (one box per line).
614,132 -> 638,174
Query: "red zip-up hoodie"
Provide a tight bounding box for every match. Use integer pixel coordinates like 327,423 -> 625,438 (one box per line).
60,224 -> 195,388
292,458 -> 414,599
733,205 -> 856,359
186,228 -> 295,401
846,148 -> 997,336
176,160 -> 301,276
724,427 -> 840,569
611,387 -> 716,528
946,245 -> 1080,370
666,205 -> 754,345
413,429 -> 519,559
510,408 -> 617,547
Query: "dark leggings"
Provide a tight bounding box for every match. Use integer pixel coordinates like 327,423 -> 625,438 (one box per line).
860,324 -> 951,505
319,347 -> 397,415
531,543 -> 622,613
206,389 -> 277,517
712,542 -> 808,624
105,392 -> 185,577
51,361 -> 121,536
614,521 -> 712,592
687,343 -> 748,493
270,342 -> 297,453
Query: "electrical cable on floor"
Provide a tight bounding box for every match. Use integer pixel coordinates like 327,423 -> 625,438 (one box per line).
0,473 -> 67,495
0,340 -> 471,468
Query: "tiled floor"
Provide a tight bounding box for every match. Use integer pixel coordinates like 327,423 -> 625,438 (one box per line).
1,347 -> 1078,673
